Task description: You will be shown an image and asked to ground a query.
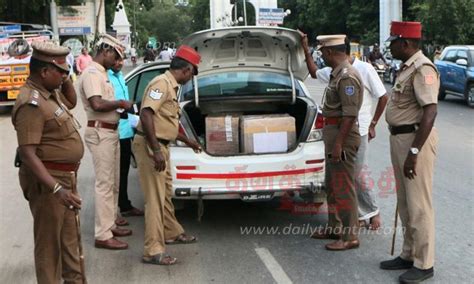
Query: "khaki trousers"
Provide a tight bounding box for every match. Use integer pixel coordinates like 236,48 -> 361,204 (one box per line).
390,128 -> 438,269
323,125 -> 360,241
132,135 -> 184,257
19,166 -> 85,284
84,127 -> 119,241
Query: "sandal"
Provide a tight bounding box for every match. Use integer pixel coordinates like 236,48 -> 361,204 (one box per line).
115,217 -> 129,226
165,233 -> 197,245
142,253 -> 177,265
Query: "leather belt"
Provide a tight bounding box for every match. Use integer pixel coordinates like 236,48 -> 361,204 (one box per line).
388,124 -> 419,135
136,130 -> 170,146
324,117 -> 343,126
43,161 -> 80,172
87,120 -> 118,130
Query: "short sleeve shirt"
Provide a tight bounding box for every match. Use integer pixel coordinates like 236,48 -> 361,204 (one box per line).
136,71 -> 181,141
12,79 -> 84,163
385,51 -> 439,126
322,61 -> 364,118
75,61 -> 119,124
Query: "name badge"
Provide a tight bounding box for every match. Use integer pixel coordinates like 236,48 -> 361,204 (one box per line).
54,107 -> 64,117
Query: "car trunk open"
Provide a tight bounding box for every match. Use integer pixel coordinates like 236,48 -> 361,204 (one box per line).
180,96 -> 315,157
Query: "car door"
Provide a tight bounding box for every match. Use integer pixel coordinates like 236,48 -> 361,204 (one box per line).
125,64 -> 169,110
452,49 -> 468,94
442,49 -> 458,91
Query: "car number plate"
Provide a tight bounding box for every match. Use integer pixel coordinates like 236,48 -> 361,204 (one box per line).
7,89 -> 19,100
240,193 -> 274,201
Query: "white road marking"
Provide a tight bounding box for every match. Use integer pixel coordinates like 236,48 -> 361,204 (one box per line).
255,247 -> 293,284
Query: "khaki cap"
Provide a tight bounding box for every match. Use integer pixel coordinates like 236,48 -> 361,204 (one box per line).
316,34 -> 346,50
31,41 -> 70,72
96,33 -> 125,58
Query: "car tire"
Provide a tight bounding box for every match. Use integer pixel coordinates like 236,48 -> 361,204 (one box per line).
465,83 -> 474,108
438,86 -> 446,100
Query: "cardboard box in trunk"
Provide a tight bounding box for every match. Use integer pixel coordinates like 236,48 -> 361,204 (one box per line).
240,114 -> 296,154
205,115 -> 240,155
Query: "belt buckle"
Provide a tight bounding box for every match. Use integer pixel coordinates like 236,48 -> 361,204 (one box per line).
94,121 -> 100,128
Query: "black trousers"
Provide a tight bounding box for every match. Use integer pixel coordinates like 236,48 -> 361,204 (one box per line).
119,138 -> 133,212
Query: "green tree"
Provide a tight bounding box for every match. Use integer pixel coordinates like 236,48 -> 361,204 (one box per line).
407,0 -> 474,45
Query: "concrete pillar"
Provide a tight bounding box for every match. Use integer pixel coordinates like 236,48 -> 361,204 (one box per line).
49,0 -> 59,40
379,0 -> 402,50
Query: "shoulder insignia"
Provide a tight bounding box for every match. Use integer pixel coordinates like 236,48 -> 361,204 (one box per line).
342,68 -> 348,74
345,86 -> 355,96
32,90 -> 40,99
28,99 -> 39,107
424,74 -> 435,85
149,89 -> 163,100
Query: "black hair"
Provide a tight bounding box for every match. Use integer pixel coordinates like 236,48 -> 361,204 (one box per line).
170,57 -> 193,71
326,44 -> 347,54
29,57 -> 51,74
344,37 -> 351,55
406,38 -> 421,49
95,42 -> 115,56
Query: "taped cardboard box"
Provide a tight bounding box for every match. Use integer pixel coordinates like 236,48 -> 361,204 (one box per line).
205,115 -> 240,155
240,114 -> 296,154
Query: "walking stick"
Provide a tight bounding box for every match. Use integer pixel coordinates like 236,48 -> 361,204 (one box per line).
391,202 -> 398,256
70,171 -> 87,283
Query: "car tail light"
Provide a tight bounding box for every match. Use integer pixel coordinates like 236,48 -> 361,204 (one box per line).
307,113 -> 324,142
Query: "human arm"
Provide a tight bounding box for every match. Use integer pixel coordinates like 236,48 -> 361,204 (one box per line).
368,94 -> 388,141
298,30 -> 318,78
176,132 -> 201,153
60,78 -> 77,109
140,107 -> 166,171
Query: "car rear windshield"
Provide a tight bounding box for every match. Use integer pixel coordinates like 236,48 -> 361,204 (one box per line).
180,71 -> 302,101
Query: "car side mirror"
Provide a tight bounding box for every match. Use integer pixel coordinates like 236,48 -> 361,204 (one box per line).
456,58 -> 468,66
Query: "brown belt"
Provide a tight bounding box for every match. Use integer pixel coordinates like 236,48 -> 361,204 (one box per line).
324,117 -> 343,126
389,124 -> 419,135
43,161 -> 80,172
87,120 -> 118,130
136,130 -> 170,146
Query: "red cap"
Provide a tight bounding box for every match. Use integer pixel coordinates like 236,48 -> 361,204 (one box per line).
386,21 -> 422,41
175,45 -> 201,75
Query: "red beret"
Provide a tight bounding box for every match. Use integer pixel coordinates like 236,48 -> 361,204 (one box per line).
175,45 -> 201,75
386,21 -> 422,41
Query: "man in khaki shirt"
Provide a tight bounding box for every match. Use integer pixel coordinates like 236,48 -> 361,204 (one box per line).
75,34 -> 133,250
133,45 -> 201,265
12,42 -> 85,283
309,35 -> 364,251
380,21 -> 439,284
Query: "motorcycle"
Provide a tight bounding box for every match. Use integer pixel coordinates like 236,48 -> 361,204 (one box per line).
372,59 -> 387,79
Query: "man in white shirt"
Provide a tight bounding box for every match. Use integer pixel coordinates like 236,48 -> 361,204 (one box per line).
158,46 -> 172,61
300,31 -> 388,230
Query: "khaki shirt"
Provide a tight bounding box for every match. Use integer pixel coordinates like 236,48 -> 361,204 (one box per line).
12,79 -> 84,163
75,61 -> 119,124
136,71 -> 181,141
323,61 -> 364,118
386,50 -> 439,126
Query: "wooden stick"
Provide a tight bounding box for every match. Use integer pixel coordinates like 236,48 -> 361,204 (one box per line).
71,171 -> 87,283
391,203 -> 398,256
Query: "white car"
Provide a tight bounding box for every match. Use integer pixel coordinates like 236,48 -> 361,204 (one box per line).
125,27 -> 325,203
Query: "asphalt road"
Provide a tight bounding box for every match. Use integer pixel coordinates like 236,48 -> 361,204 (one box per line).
0,70 -> 473,284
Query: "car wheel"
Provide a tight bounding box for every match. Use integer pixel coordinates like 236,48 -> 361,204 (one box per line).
465,83 -> 474,108
438,86 -> 446,100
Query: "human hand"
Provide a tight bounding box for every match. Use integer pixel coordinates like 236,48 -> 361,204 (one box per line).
368,125 -> 376,141
186,139 -> 202,153
403,154 -> 417,179
331,144 -> 343,163
153,150 -> 166,172
55,188 -> 82,210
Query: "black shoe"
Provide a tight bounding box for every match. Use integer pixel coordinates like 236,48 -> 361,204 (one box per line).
399,267 -> 434,283
380,257 -> 414,270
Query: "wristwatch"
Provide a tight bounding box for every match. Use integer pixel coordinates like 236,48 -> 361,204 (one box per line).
409,147 -> 419,155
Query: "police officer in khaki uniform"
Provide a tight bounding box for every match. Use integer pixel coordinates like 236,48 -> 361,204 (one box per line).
309,35 -> 364,251
133,45 -> 201,265
12,42 -> 86,283
75,34 -> 133,250
380,21 -> 439,284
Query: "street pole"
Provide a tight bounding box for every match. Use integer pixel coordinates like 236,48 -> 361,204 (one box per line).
243,0 -> 247,26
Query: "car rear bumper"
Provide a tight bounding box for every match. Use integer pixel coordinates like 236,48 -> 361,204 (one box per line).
170,141 -> 325,200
